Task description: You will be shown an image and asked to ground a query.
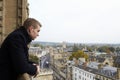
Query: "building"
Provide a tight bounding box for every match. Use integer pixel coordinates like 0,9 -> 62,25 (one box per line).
72,66 -> 96,80
0,0 -> 29,45
70,58 -> 120,80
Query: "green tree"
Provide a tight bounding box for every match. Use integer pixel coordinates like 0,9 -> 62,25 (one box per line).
73,44 -> 79,52
97,46 -> 107,52
116,47 -> 120,53
108,47 -> 115,53
32,43 -> 44,49
97,46 -> 115,53
69,50 -> 88,60
33,43 -> 40,47
29,54 -> 39,64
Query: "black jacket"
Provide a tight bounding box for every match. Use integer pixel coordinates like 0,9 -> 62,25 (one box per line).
0,26 -> 37,80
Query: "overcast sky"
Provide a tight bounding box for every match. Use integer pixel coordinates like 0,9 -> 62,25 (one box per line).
28,0 -> 120,43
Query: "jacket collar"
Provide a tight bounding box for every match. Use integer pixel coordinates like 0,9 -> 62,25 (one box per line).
19,26 -> 32,44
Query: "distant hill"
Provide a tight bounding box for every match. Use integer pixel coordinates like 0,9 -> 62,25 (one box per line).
31,41 -> 120,47
31,41 -> 61,46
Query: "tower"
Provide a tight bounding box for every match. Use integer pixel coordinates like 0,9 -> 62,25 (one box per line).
117,68 -> 120,80
0,0 -> 29,45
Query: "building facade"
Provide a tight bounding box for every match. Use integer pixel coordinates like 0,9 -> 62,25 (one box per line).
72,66 -> 96,80
0,0 -> 29,45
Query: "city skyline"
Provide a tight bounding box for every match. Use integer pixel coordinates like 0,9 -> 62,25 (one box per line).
29,0 -> 120,44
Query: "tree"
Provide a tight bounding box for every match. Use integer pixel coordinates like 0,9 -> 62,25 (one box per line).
73,44 -> 79,52
69,50 -> 88,61
33,43 -> 40,47
97,46 -> 115,53
32,43 -> 44,49
29,54 -> 39,64
108,47 -> 115,53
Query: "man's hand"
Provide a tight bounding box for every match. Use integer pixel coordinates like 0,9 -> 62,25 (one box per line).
33,64 -> 40,78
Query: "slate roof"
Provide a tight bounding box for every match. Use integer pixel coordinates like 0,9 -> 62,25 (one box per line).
76,63 -> 117,80
97,57 -> 105,63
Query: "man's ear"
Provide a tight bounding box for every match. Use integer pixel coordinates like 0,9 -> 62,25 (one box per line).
28,26 -> 33,33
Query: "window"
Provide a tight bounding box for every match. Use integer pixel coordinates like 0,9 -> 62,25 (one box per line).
79,76 -> 81,79
0,16 -> 2,20
0,1 -> 2,6
0,23 -> 2,27
0,7 -> 2,11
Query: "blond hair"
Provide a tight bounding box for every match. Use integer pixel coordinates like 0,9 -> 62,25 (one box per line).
23,18 -> 42,29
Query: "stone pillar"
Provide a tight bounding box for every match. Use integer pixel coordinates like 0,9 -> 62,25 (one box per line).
17,73 -> 31,80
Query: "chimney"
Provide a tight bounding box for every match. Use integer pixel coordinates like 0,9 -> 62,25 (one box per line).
98,64 -> 103,69
83,62 -> 87,69
73,58 -> 79,66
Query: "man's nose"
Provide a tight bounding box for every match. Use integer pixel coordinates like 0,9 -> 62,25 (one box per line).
37,34 -> 39,36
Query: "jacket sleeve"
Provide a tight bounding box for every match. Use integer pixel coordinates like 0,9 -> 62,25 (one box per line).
8,35 -> 37,75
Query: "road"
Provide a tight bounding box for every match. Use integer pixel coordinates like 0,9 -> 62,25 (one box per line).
40,53 -> 50,69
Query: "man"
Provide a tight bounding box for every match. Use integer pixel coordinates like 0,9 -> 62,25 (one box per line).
0,18 -> 42,80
